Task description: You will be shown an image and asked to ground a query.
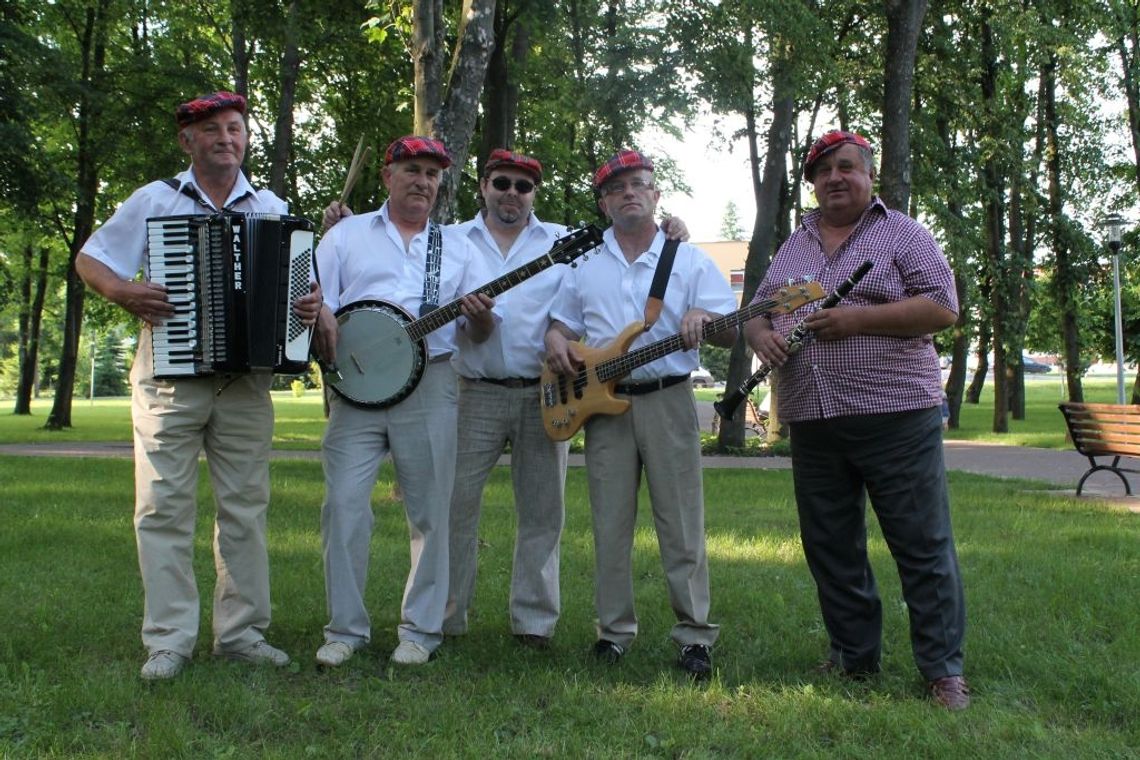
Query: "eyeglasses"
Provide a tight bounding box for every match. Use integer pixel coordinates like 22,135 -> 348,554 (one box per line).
600,178 -> 653,196
490,176 -> 535,194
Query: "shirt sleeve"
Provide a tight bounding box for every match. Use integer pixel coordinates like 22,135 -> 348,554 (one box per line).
548,266 -> 585,337
314,227 -> 343,312
896,220 -> 958,315
688,245 -> 738,316
79,185 -> 159,280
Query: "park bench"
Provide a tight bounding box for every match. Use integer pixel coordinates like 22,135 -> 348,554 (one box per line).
1058,401 -> 1140,495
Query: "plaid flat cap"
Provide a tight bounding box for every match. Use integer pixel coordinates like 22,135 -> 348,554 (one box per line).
385,135 -> 452,168
484,149 -> 543,183
803,130 -> 873,180
176,91 -> 247,127
593,149 -> 654,189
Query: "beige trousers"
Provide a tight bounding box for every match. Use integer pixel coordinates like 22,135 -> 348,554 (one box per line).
130,335 -> 275,657
583,380 -> 719,650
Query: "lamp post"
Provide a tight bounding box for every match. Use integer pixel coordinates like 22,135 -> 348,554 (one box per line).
1104,214 -> 1126,405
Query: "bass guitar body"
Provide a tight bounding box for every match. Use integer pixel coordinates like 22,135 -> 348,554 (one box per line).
540,322 -> 646,440
328,300 -> 425,409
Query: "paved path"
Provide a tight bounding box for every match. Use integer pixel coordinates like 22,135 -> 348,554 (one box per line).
2,438 -> 1138,505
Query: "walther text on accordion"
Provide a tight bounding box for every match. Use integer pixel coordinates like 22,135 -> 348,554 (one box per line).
145,212 -> 315,378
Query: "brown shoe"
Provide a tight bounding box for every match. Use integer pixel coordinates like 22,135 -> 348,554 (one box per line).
929,675 -> 970,710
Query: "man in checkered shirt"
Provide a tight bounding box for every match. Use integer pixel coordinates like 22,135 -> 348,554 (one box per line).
744,130 -> 969,711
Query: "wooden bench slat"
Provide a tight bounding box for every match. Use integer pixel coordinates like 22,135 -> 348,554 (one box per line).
1057,402 -> 1140,495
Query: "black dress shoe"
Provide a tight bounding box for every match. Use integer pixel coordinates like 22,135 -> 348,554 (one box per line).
515,633 -> 552,650
592,639 -> 624,664
679,644 -> 712,679
815,658 -> 879,681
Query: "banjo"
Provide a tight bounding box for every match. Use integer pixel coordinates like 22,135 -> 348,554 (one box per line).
325,224 -> 603,408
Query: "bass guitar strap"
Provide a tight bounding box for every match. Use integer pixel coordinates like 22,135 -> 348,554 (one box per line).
642,237 -> 680,329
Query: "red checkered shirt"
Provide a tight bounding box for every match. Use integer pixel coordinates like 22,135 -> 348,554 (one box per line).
752,197 -> 957,423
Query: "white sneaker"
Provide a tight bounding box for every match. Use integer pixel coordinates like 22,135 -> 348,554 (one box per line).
220,640 -> 290,667
390,640 -> 431,665
316,641 -> 355,667
140,650 -> 188,681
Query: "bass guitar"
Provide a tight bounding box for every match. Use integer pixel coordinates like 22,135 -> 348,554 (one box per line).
327,224 -> 603,408
540,280 -> 826,440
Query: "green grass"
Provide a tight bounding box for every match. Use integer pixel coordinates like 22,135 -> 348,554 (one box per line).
0,457 -> 1136,757
3,375 -> 1120,450
0,379 -> 1137,756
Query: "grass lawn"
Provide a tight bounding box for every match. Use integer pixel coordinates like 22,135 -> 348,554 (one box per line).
1,375 -> 1122,450
0,378 -> 1137,756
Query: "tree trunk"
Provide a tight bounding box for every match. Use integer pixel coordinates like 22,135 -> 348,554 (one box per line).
477,4 -> 527,169
47,0 -> 110,430
879,0 -> 927,211
1042,53 -> 1084,403
413,0 -> 445,136
979,14 -> 1008,433
268,0 -> 302,197
431,0 -> 497,223
719,43 -> 795,450
14,242 -> 49,415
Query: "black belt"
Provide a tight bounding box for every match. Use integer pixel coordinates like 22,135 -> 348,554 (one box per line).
613,374 -> 688,396
464,376 -> 540,389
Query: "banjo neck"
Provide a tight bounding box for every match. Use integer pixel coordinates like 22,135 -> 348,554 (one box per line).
404,226 -> 601,341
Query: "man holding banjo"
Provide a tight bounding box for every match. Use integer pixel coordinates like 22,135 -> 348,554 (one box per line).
311,135 -> 496,667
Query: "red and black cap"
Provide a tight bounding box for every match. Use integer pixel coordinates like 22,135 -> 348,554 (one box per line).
484,148 -> 543,183
176,91 -> 246,128
593,149 -> 654,190
384,135 -> 452,168
803,130 -> 873,181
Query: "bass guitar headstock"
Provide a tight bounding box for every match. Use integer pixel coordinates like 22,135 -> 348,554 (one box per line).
770,279 -> 826,313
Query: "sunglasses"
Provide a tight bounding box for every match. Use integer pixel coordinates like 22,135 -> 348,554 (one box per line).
490,176 -> 536,194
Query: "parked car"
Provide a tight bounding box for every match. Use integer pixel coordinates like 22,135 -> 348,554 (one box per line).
1022,356 -> 1052,374
690,366 -> 715,387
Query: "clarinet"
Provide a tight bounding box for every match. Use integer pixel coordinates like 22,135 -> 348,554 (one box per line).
714,259 -> 874,422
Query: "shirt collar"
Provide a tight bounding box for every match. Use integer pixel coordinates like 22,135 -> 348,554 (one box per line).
803,194 -> 887,232
177,167 -> 255,210
602,225 -> 665,265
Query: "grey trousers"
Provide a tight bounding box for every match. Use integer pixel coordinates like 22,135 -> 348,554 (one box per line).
789,407 -> 966,680
582,380 -> 719,650
445,378 -> 568,637
131,337 -> 275,657
320,361 -> 458,653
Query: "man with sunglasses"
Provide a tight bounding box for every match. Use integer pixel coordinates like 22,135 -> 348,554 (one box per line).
544,149 -> 736,679
323,149 -> 693,652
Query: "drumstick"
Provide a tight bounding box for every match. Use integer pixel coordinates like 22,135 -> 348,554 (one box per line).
339,137 -> 372,204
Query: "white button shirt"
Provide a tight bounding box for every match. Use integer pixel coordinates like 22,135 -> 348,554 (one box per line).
450,212 -> 571,379
315,202 -> 492,358
550,228 -> 736,381
81,168 -> 287,279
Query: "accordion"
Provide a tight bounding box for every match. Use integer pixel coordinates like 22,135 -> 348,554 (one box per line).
146,212 -> 315,378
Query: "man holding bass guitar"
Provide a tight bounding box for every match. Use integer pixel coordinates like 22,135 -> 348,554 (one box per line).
311,136 -> 496,667
544,150 -> 737,679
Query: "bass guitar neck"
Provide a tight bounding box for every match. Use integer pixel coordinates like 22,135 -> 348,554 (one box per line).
540,280 -> 825,441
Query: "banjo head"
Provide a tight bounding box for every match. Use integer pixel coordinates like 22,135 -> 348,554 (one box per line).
328,300 -> 426,408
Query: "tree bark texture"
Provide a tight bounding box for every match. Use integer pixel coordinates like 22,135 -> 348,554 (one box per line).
268,0 -> 302,197
432,0 -> 497,223
14,242 -> 49,415
879,0 -> 926,211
